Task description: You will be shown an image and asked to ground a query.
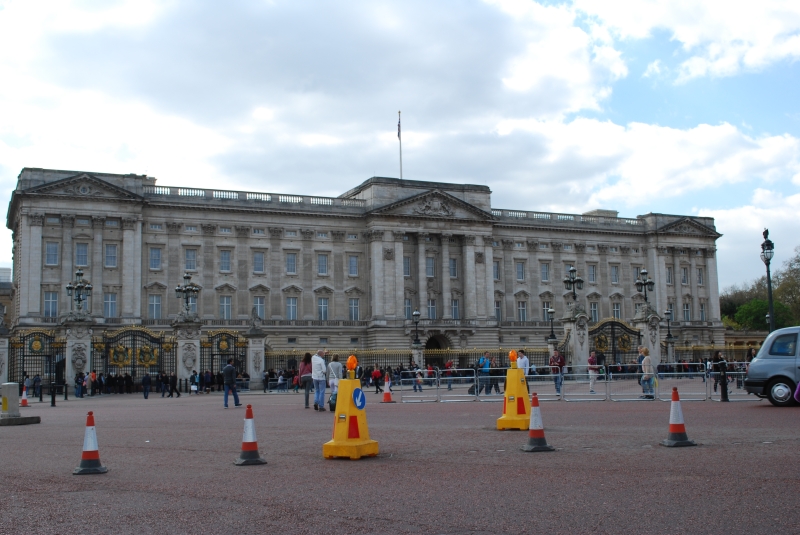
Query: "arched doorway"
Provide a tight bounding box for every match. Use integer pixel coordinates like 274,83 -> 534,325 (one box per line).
424,334 -> 451,369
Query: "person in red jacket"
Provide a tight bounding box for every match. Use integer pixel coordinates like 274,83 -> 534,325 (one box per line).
371,368 -> 383,394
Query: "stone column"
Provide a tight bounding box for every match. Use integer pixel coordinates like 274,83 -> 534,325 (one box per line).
27,214 -> 44,316
0,336 -> 8,384
441,234 -> 452,319
235,226 -> 250,318
201,224 -> 217,318
485,238 -> 495,322
269,227 -> 283,318
64,322 -> 93,393
654,246 -> 668,319
166,222 -> 183,318
243,328 -> 265,385
91,217 -> 105,315
61,216 -> 75,316
689,249 -> 699,321
393,232 -> 405,319
464,235 -> 477,319
633,305 -> 662,367
411,342 -> 424,369
561,309 -> 590,369
121,218 -> 136,318
706,248 -> 720,320
417,233 -> 428,318
174,322 -> 202,381
368,230 -> 385,320
673,253 -> 683,322
133,218 -> 143,319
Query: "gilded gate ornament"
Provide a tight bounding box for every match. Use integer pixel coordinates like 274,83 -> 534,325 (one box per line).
218,337 -> 229,351
595,334 -> 609,352
137,345 -> 158,366
618,334 -> 632,351
110,344 -> 132,366
29,335 -> 44,353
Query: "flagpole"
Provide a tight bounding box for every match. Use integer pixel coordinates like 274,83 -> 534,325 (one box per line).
398,110 -> 403,180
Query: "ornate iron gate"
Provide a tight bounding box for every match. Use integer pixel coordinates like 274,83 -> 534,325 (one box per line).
200,330 -> 246,376
589,319 -> 642,365
8,330 -> 65,386
95,327 -> 176,386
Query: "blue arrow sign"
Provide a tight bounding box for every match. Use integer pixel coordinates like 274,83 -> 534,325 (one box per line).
352,388 -> 366,410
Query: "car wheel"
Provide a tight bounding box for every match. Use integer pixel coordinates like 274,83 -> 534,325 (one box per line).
766,378 -> 797,407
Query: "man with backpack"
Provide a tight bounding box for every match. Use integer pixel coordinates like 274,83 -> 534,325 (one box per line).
222,359 -> 242,409
477,352 -> 491,396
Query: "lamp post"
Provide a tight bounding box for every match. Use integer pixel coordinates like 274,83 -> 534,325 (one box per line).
760,229 -> 775,332
635,268 -> 656,303
664,309 -> 675,342
174,272 -> 200,319
65,268 -> 92,313
546,307 -> 557,343
412,309 -> 421,345
563,266 -> 584,302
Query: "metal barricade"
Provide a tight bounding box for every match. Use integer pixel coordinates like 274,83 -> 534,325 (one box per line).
563,366 -> 607,401
607,373 -> 654,401
398,371 -> 439,403
526,366 -> 563,401
438,368 -> 478,402
655,372 -> 708,401
708,371 -> 758,402
476,367 -> 505,402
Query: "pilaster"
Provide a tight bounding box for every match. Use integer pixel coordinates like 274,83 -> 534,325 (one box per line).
464,235 -> 477,319
174,322 -> 202,381
64,322 -> 93,389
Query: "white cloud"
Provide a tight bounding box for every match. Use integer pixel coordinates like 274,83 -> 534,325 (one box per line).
642,59 -> 662,78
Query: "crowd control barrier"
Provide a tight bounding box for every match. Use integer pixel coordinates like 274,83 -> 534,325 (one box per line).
562,366 -> 607,401
527,366 -> 564,401
438,368 -> 478,402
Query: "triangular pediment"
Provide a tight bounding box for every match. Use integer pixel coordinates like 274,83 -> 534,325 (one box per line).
281,284 -> 303,294
514,290 -> 530,298
313,285 -> 334,295
144,282 -> 167,290
248,284 -> 270,292
345,286 -> 365,295
656,218 -> 720,237
20,173 -> 143,202
215,283 -> 237,292
367,190 -> 494,221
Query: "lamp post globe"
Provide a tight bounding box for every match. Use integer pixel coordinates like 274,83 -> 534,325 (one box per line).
547,307 -> 557,343
761,229 -> 776,332
412,309 -> 421,345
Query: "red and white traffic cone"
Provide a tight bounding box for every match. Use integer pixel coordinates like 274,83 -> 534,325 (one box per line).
235,405 -> 267,465
73,411 -> 108,475
20,385 -> 29,407
381,373 -> 395,403
661,387 -> 697,447
521,393 -> 555,452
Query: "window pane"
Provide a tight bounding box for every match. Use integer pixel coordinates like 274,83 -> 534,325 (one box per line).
449,258 -> 457,278
404,298 -> 412,320
540,263 -> 549,281
44,292 -> 58,317
349,298 -> 359,321
666,267 -> 673,284
542,301 -> 551,320
494,301 -> 501,321
104,293 -> 117,318
451,299 -> 459,319
286,297 -> 297,320
76,243 -> 88,266
612,303 -> 621,319
287,253 -> 297,274
427,299 -> 436,319
590,302 -> 598,322
317,297 -> 328,320
588,265 -> 596,283
349,256 -> 358,276
253,252 -> 265,273
254,296 -> 265,319
516,262 -> 525,280
148,295 -> 161,319
45,242 -> 59,265
220,251 -> 231,271
426,257 -> 435,278
149,248 -> 161,270
188,295 -> 197,314
185,249 -> 197,270
318,254 -> 328,275
105,244 -> 117,268
517,301 -> 527,321
611,266 -> 619,283
219,296 -> 232,319
403,256 -> 410,277
697,268 -> 704,285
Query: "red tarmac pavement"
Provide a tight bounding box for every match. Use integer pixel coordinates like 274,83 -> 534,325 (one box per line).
1,391 -> 798,534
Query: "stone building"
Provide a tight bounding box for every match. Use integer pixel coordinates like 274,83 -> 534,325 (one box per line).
0,167 -> 724,385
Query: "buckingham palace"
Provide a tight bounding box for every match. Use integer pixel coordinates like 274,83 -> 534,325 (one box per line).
0,167 -> 723,385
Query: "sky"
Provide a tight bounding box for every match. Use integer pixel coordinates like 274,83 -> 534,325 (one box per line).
1,0 -> 799,289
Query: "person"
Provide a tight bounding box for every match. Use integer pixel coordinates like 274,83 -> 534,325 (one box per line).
355,363 -> 364,387
74,373 -> 82,398
372,367 -> 383,394
549,350 -> 565,395
489,356 -> 502,394
413,369 -> 424,392
745,347 -> 756,374
311,350 -> 327,411
477,351 -> 491,395
299,353 -> 313,409
168,372 -> 181,398
242,372 -> 250,390
204,370 -> 213,393
711,350 -> 730,394
277,371 -> 287,392
124,373 -> 133,394
85,372 -> 93,397
222,359 -> 242,409
262,369 -> 269,393
517,350 -> 529,376
142,372 -> 151,399
443,360 -> 454,391
328,355 -> 343,399
639,347 -> 655,399
588,351 -> 599,394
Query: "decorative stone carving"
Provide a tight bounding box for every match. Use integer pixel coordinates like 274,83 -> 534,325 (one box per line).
526,240 -> 539,252
706,248 -> 715,258
166,221 -> 182,234
201,224 -> 217,235
620,245 -> 631,255
269,227 -> 283,238
367,230 -> 384,242
393,231 -> 406,241
475,251 -> 485,263
384,248 -> 395,260
122,218 -> 136,230
61,214 -> 75,227
575,243 -> 586,252
550,242 -> 563,251
235,225 -> 251,237
29,214 -> 44,226
175,326 -> 201,340
413,196 -> 453,217
300,229 -> 314,240
71,343 -> 87,372
331,231 -> 345,242
252,351 -> 263,373
648,317 -> 659,346
576,317 -> 587,349
657,246 -> 669,256
502,239 -> 514,250
182,343 -> 197,370
464,235 -> 476,246
597,244 -> 608,253
92,216 -> 106,228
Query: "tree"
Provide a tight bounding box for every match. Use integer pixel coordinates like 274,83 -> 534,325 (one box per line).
734,299 -> 793,330
774,245 -> 800,324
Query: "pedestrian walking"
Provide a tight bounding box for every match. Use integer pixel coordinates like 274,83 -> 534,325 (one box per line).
549,350 -> 565,395
477,352 -> 491,395
222,359 -> 242,409
169,372 -> 181,398
299,353 -> 313,409
639,347 -> 655,399
142,372 -> 151,399
588,351 -> 599,394
372,367 -> 383,394
311,350 -> 327,411
328,355 -> 343,397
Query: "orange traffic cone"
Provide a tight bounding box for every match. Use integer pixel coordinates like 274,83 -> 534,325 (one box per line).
20,385 -> 29,407
661,387 -> 697,447
521,393 -> 555,452
381,373 -> 395,403
73,411 -> 108,475
235,405 -> 267,465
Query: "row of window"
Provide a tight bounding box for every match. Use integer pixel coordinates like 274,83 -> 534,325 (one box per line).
488,261 -> 705,286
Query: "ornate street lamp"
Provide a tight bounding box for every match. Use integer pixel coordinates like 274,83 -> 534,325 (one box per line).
546,307 -> 557,343
174,272 -> 200,320
664,309 -> 675,342
760,229 -> 775,332
635,268 -> 656,303
563,266 -> 584,301
65,268 -> 92,313
412,309 -> 421,345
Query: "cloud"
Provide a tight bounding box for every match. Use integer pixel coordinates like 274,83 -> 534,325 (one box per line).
642,59 -> 663,78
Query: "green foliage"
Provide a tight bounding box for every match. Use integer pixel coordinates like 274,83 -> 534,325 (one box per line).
734,299 -> 793,330
721,315 -> 743,330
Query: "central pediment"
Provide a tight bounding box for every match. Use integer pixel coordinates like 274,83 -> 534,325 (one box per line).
367,189 -> 494,221
19,173 -> 143,202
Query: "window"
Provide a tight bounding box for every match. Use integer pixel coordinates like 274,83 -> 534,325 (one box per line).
515,242 -> 524,249
253,228 -> 265,235
148,295 -> 162,319
188,295 -> 197,314
75,243 -> 88,266
588,265 -> 596,283
185,249 -> 197,271
404,298 -> 412,320
220,227 -> 231,234
286,297 -> 297,320
44,292 -> 58,318
635,303 -> 643,315
286,253 -> 297,274
285,230 -> 297,237
542,301 -> 551,320
697,268 -> 704,285
349,298 -> 359,321
769,333 -> 798,356
612,302 -> 621,319
45,242 -> 59,265
451,299 -> 460,319
318,254 -> 328,275
288,337 -> 297,344
539,243 -> 548,249
220,250 -> 231,271
609,247 -> 618,252
700,303 -> 706,321
318,298 -> 329,320
104,293 -> 117,318
76,218 -> 90,226
426,257 -> 435,278
541,263 -> 550,282
563,244 -> 572,251
610,265 -> 619,284
632,266 -> 640,281
666,267 -> 673,285
317,232 -> 328,238
520,337 -> 527,343
681,267 -> 688,284
350,337 -> 359,344
427,299 -> 436,319
319,337 -> 328,345
494,301 -> 502,321
46,216 -> 60,224
449,258 -> 458,278
348,233 -> 358,240
667,303 -> 675,320
516,261 -> 525,281
105,244 -> 117,268
403,256 -> 411,277
348,255 -> 358,276
149,248 -> 162,270
493,261 -> 500,280
683,303 -> 691,321
218,296 -> 232,319
590,302 -> 599,322
253,252 -> 265,273
149,223 -> 162,230
517,301 -> 527,321
185,225 -> 197,232
253,296 -> 265,319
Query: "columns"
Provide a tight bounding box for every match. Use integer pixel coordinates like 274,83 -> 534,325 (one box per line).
441,234 -> 451,319
235,226 -> 250,318
417,233 -> 428,318
121,218 -> 136,318
368,230 -> 385,319
484,238 -> 495,321
706,249 -> 720,320
464,235 -> 477,319
61,216 -> 75,316
27,214 -> 44,316
393,232 -> 405,319
91,217 -> 105,315
563,313 -> 590,368
167,222 -> 183,318
0,336 -> 8,385
653,246 -> 668,318
689,249 -> 699,320
269,227 -> 283,318
673,253 -> 682,323
133,219 -> 143,319
633,310 -> 662,367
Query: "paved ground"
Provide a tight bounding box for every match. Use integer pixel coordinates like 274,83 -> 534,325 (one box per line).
1,388 -> 798,534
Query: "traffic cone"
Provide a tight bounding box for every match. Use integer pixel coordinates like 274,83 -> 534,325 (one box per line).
235,405 -> 267,465
661,387 -> 697,447
497,358 -> 530,430
323,363 -> 379,460
73,411 -> 108,475
20,386 -> 29,407
381,373 -> 395,403
521,393 -> 555,452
